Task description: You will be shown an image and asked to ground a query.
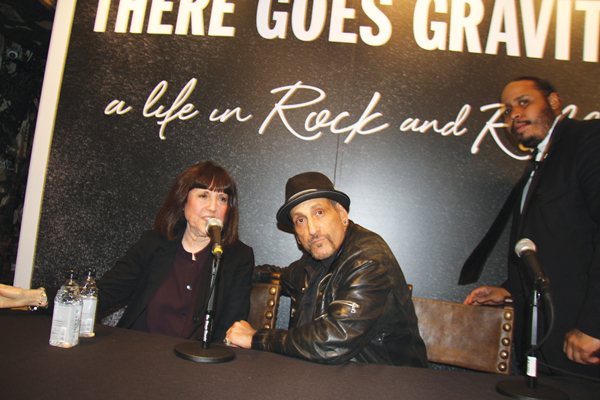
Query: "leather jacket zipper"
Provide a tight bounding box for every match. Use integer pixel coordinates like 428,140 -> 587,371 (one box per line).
330,300 -> 361,314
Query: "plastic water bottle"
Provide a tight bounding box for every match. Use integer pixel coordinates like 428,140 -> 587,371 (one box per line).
49,269 -> 82,348
79,267 -> 98,337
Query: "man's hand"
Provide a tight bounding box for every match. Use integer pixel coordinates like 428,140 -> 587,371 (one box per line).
563,329 -> 600,365
225,321 -> 256,349
463,285 -> 511,306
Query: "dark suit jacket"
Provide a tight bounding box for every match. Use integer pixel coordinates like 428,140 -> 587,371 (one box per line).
508,117 -> 600,377
96,230 -> 254,342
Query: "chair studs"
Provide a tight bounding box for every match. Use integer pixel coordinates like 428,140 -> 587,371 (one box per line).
249,282 -> 282,331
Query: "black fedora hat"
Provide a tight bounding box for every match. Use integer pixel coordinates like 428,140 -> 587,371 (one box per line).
276,172 -> 350,228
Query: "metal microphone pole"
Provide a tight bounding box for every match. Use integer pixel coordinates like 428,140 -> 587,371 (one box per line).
201,249 -> 223,349
496,247 -> 568,399
496,290 -> 567,399
528,289 -> 541,390
174,226 -> 234,363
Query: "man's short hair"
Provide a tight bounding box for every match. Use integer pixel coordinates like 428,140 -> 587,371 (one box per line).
508,76 -> 557,98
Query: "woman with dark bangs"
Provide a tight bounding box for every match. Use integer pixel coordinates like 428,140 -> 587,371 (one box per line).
0,161 -> 254,342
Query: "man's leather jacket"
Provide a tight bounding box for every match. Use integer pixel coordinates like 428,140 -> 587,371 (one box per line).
252,222 -> 428,367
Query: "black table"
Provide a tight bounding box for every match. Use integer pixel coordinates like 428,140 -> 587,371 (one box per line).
1,311 -> 598,400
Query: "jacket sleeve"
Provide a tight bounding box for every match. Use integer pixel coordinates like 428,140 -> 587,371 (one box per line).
574,123 -> 600,340
211,244 -> 255,342
96,230 -> 159,313
251,259 -> 395,364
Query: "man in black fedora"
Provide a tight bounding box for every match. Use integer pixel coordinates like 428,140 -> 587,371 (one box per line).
226,172 -> 428,367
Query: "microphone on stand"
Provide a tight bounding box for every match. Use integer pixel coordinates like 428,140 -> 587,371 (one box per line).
496,239 -> 566,400
205,218 -> 223,257
173,217 -> 234,364
514,239 -> 552,305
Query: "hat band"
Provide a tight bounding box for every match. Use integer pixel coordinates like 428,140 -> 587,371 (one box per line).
287,188 -> 318,202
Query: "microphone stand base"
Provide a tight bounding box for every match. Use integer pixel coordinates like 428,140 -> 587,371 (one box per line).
173,343 -> 235,363
496,379 -> 569,400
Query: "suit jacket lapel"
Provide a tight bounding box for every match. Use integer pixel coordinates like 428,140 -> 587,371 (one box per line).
518,117 -> 569,233
140,239 -> 179,310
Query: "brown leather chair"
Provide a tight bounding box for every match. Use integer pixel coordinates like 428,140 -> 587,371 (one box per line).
248,282 -> 281,330
412,296 -> 514,374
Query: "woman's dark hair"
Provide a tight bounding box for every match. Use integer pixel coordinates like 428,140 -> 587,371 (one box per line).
153,161 -> 239,246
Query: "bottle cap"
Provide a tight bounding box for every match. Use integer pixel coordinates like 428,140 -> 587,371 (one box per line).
66,269 -> 79,280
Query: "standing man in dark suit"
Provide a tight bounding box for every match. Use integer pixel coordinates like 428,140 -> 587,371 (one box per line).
463,77 -> 600,378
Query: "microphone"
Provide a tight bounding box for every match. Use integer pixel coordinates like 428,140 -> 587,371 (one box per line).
514,239 -> 551,301
496,239 -> 563,399
174,216 -> 233,363
205,218 -> 224,256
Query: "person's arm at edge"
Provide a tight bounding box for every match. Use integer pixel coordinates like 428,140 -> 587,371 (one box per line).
0,284 -> 48,309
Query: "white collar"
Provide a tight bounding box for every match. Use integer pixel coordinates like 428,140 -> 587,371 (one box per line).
535,114 -> 563,161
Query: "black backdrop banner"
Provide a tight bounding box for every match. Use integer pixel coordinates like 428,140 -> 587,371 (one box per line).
16,0 -> 600,310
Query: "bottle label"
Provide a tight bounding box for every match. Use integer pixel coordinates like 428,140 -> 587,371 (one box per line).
80,297 -> 98,334
50,303 -> 82,347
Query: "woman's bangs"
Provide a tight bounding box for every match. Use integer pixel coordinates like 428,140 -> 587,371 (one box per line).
191,170 -> 233,196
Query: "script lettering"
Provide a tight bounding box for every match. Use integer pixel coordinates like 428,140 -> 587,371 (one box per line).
102,80 -> 598,156
210,108 -> 252,122
473,103 -> 528,160
259,81 -> 388,143
143,79 -> 200,139
399,104 -> 470,136
104,100 -> 132,115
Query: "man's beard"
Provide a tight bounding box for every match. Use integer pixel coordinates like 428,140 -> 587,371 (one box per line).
307,235 -> 336,260
511,102 -> 556,148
